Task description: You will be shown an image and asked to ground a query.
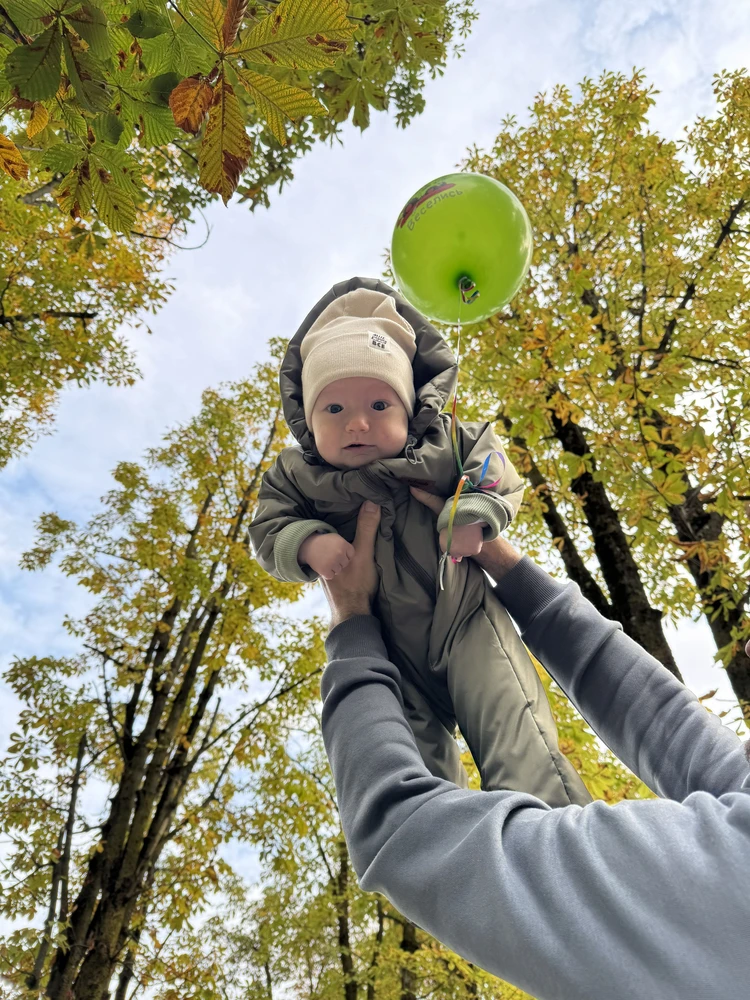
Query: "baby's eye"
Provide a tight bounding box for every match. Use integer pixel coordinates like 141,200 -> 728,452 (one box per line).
326,404 -> 343,414
371,400 -> 388,411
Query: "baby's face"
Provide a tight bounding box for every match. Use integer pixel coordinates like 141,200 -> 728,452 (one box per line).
310,377 -> 409,469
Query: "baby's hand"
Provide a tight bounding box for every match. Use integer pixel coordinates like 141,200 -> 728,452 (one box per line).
298,532 -> 355,580
439,521 -> 486,561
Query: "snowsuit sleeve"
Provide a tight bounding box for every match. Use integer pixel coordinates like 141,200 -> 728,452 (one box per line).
319,558 -> 750,1000
249,453 -> 338,584
435,421 -> 524,541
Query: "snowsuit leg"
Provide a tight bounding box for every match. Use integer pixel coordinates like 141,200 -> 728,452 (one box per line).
445,587 -> 592,807
398,673 -> 469,789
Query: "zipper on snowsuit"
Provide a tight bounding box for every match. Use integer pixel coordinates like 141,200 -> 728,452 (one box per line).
358,464 -> 435,598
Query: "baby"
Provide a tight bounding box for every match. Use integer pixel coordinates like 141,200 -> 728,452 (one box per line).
249,277 -> 591,807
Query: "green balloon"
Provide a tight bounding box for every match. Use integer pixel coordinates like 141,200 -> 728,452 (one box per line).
391,172 -> 533,324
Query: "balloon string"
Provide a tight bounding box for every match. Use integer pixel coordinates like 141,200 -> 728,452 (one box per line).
439,279 -> 507,590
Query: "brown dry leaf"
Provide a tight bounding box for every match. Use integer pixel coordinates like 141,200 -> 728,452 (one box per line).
169,75 -> 214,135
222,0 -> 248,49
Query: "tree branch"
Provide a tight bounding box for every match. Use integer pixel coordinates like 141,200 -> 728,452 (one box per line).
59,733 -> 87,924
18,175 -> 63,204
0,309 -> 98,325
26,827 -> 65,991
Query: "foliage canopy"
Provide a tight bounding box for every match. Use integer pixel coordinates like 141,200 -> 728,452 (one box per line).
0,0 -> 477,226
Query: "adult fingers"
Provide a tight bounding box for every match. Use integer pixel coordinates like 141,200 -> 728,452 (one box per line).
409,487 -> 444,516
353,501 -> 381,554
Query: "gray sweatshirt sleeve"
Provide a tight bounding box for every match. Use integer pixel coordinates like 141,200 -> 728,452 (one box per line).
320,558 -> 750,1000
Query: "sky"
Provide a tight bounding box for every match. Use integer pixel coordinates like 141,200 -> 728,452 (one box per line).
2,0 -> 750,932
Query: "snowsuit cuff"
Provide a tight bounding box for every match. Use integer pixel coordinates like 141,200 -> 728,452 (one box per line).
325,615 -> 389,663
436,492 -> 512,541
492,556 -> 571,631
275,519 -> 339,583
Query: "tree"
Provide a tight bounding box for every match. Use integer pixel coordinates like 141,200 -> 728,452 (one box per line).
456,68 -> 750,720
0,0 -> 478,226
0,347 -> 328,999
0,166 -> 174,468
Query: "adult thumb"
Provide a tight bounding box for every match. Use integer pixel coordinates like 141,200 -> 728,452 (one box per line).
410,486 -> 444,516
355,501 -> 381,551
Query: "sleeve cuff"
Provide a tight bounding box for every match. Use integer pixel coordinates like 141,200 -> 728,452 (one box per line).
325,614 -> 389,663
491,556 -> 572,632
275,519 -> 338,583
436,492 -> 511,541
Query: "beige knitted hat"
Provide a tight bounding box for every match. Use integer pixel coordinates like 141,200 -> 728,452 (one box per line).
300,288 -> 417,427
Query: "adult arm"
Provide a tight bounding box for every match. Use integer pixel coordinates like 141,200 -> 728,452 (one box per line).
320,558 -> 750,1000
492,556 -> 750,801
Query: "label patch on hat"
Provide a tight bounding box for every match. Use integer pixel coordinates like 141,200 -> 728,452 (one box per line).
368,331 -> 391,353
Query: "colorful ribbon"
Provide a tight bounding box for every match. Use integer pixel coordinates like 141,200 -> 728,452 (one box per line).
439,281 -> 507,591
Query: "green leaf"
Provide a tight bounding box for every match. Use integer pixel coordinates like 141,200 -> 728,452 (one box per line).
41,142 -> 85,173
90,160 -> 136,231
121,90 -> 181,145
90,145 -> 142,197
124,8 -> 172,38
235,67 -> 325,145
2,0 -> 52,34
173,19 -> 218,75
4,25 -> 63,101
56,158 -> 93,218
92,112 -> 124,145
64,5 -> 111,61
145,71 -> 182,106
63,32 -> 110,111
56,98 -> 88,136
232,0 -> 356,70
141,103 -> 181,145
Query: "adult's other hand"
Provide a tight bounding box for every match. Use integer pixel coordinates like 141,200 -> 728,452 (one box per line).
320,501 -> 382,631
409,487 -> 523,582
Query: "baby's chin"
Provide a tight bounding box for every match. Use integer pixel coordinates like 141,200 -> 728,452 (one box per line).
328,444 -> 404,468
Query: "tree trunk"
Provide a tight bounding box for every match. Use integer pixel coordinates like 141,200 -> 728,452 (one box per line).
669,484 -> 750,720
366,898 -> 385,1000
399,920 -> 418,1000
548,409 -> 682,679
502,422 -> 613,618
334,839 -> 358,1000
27,828 -> 65,991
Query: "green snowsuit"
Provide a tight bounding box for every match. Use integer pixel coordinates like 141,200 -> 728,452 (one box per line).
249,276 -> 591,807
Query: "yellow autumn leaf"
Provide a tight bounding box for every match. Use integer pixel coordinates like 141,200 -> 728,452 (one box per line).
198,76 -> 252,204
27,102 -> 49,138
0,134 -> 30,180
235,67 -> 325,145
231,0 -> 355,70
188,0 -> 226,50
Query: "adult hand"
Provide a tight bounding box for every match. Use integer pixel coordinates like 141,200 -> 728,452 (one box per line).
320,500 -> 382,631
409,487 -> 524,582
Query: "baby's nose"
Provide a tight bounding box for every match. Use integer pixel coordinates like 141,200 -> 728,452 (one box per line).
346,413 -> 369,431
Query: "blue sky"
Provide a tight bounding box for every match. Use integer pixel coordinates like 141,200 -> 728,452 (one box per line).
1,0 -> 749,913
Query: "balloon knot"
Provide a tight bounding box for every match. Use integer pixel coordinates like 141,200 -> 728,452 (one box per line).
458,276 -> 480,305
